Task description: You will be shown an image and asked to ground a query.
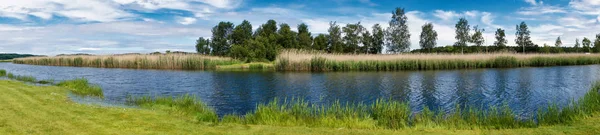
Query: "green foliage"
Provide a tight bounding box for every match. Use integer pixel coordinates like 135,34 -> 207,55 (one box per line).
516,21 -> 534,52
583,37 -> 592,53
231,20 -> 253,45
313,34 -> 329,51
494,28 -> 507,49
342,22 -> 364,53
471,25 -> 485,48
278,23 -> 299,49
0,53 -> 37,60
419,23 -> 437,52
195,37 -> 211,54
370,24 -> 385,54
210,22 -> 235,56
0,69 -> 5,77
594,34 -> 600,53
57,78 -> 103,97
386,7 -> 411,53
297,23 -> 313,49
455,18 -> 470,53
328,22 -> 344,53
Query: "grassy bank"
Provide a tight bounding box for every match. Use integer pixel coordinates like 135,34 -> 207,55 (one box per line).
1,70 -> 102,97
0,59 -> 12,62
3,81 -> 600,134
276,51 -> 600,71
13,54 -> 242,70
127,82 -> 600,130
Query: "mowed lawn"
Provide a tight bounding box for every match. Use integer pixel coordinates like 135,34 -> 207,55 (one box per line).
1,80 -> 600,135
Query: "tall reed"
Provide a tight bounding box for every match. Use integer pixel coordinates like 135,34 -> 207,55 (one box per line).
13,54 -> 242,70
276,51 -> 600,71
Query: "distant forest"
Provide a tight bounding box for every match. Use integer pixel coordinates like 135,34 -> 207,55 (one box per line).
0,53 -> 38,60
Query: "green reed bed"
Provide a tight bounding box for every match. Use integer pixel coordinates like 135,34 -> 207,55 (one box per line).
128,82 -> 600,130
276,56 -> 600,71
56,78 -> 103,97
127,95 -> 218,122
13,55 -> 243,70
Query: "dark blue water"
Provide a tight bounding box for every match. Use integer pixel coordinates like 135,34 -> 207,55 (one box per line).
1,62 -> 599,116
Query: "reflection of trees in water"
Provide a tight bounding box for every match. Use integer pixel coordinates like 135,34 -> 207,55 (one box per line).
390,72 -> 411,103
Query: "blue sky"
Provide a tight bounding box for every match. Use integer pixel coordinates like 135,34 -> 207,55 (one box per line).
0,0 -> 599,55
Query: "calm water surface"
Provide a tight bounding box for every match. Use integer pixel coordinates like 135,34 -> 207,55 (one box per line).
1,63 -> 599,116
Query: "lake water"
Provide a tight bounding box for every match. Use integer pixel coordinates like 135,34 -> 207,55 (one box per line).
1,62 -> 599,116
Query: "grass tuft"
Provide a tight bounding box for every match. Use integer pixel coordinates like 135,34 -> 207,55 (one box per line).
127,94 -> 218,123
0,69 -> 6,76
56,78 -> 103,97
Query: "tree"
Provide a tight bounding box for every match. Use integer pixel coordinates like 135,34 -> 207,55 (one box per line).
231,20 -> 253,45
342,22 -> 365,53
454,18 -> 470,54
419,23 -> 437,53
258,20 -> 278,37
328,21 -> 344,53
210,21 -> 234,56
494,28 -> 507,50
555,36 -> 563,53
583,37 -> 592,53
313,34 -> 329,51
595,34 -> 600,53
297,23 -> 313,49
195,37 -> 210,54
471,26 -> 485,47
515,21 -> 533,53
542,43 -> 551,53
278,23 -> 299,49
370,24 -> 384,54
574,38 -> 580,53
361,31 -> 373,54
386,7 -> 411,53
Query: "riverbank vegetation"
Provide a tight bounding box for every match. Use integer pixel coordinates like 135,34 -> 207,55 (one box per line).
6,81 -> 600,134
126,81 -> 600,130
13,54 -> 242,70
276,51 -> 600,71
1,69 -> 103,97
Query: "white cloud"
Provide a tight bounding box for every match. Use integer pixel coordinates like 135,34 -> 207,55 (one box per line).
0,0 -> 133,22
517,5 -> 566,15
178,17 -> 197,25
524,0 -> 538,5
433,10 -> 459,21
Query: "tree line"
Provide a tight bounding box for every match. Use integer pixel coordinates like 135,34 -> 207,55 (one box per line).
196,7 -> 600,61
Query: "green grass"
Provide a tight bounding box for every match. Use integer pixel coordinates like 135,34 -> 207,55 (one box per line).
0,69 -> 6,76
0,59 -> 12,62
56,78 -> 103,98
276,56 -> 600,71
4,80 -> 600,134
127,94 -> 217,122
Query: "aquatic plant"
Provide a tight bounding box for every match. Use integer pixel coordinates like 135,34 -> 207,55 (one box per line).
56,78 -> 103,97
276,51 -> 600,71
127,94 -> 218,123
13,54 -> 242,70
0,69 -> 6,76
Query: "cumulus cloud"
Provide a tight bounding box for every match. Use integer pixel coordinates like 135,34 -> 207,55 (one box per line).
178,17 -> 197,25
